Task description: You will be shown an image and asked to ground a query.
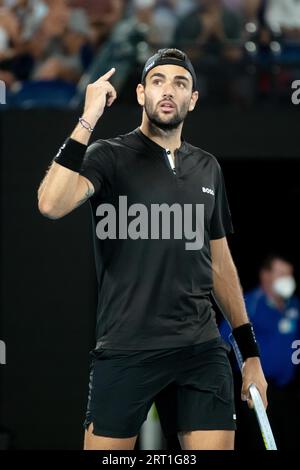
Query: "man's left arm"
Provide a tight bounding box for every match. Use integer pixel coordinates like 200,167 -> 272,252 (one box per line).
210,236 -> 268,409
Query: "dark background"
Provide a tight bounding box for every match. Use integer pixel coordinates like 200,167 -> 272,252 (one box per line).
0,105 -> 299,449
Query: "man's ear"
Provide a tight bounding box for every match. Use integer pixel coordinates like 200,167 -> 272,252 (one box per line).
136,83 -> 145,106
189,91 -> 199,111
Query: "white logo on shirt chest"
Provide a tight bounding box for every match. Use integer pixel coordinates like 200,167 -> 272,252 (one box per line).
202,186 -> 214,196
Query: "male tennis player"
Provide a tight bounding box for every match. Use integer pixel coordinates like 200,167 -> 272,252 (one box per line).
38,48 -> 268,450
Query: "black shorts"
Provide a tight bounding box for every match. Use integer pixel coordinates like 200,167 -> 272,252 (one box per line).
84,336 -> 237,439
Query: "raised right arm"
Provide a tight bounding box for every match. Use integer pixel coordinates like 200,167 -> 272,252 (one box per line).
38,68 -> 117,219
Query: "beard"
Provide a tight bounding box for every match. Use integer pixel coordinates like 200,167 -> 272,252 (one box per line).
144,96 -> 190,131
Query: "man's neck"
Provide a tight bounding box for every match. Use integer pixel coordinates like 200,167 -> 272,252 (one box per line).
139,121 -> 182,154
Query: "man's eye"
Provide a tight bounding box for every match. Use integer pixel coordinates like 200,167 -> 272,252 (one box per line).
177,82 -> 186,88
153,79 -> 162,85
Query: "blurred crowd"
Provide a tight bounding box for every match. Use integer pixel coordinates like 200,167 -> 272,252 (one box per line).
0,0 -> 300,107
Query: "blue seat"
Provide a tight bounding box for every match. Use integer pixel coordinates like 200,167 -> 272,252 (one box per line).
8,80 -> 77,108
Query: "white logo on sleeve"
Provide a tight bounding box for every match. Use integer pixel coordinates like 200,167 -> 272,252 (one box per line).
202,187 -> 214,196
56,142 -> 66,158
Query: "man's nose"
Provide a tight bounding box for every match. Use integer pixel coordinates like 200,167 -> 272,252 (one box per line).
162,82 -> 175,97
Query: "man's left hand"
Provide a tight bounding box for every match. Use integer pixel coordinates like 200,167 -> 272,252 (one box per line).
241,357 -> 268,409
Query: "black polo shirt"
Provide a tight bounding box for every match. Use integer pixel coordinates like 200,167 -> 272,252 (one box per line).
80,127 -> 233,350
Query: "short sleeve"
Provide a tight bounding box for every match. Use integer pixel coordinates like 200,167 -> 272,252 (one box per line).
210,162 -> 234,240
79,140 -> 114,195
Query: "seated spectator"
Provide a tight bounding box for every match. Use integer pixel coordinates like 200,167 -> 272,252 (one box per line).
0,0 -> 68,86
69,0 -> 124,49
171,0 -> 196,18
33,7 -> 92,83
220,254 -> 300,449
76,0 -> 157,98
223,0 -> 262,20
69,0 -> 124,24
174,0 -> 243,61
128,0 -> 179,49
127,1 -> 195,48
0,3 -> 21,85
148,0 -> 178,47
8,0 -> 49,41
173,0 -> 246,104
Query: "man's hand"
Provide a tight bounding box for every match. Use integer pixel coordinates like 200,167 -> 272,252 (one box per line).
241,357 -> 268,409
82,68 -> 117,130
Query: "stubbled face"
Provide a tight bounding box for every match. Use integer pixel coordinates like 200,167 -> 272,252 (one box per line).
137,64 -> 198,131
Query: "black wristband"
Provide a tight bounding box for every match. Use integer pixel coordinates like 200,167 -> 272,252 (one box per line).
232,322 -> 260,361
54,137 -> 87,172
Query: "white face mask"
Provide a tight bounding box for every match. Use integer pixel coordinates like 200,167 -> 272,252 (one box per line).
272,275 -> 296,299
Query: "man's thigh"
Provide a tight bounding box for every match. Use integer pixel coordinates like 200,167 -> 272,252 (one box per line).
84,347 -> 177,444
178,430 -> 235,450
155,338 -> 237,443
84,423 -> 138,450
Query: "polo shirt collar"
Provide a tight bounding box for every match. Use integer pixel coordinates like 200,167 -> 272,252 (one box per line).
133,127 -> 188,155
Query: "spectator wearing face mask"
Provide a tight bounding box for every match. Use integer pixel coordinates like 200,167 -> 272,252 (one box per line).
220,253 -> 300,449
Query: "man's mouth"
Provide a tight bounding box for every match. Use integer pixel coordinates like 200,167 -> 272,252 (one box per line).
159,101 -> 175,112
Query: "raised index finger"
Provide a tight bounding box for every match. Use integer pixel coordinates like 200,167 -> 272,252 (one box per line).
97,68 -> 116,82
